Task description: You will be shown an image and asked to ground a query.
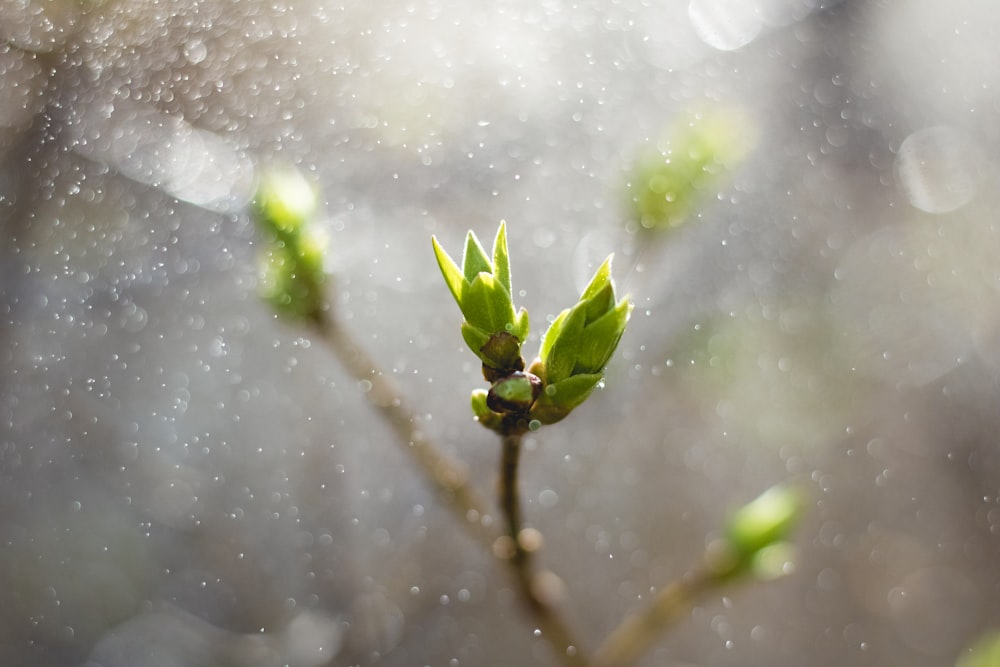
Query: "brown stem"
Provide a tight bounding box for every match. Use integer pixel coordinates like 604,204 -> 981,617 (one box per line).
592,564 -> 720,667
500,433 -> 527,566
498,432 -> 590,667
313,311 -> 495,546
313,310 -> 590,667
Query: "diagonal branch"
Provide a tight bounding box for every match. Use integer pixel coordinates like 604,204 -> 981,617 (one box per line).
592,562 -> 732,667
311,310 -> 590,667
498,432 -> 590,666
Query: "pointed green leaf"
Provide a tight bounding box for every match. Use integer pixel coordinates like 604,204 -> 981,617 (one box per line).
492,221 -> 512,294
544,303 -> 587,384
462,272 -> 515,334
583,281 -> 615,325
432,235 -> 467,307
580,255 -> 613,302
528,373 -> 600,425
512,307 -> 530,343
543,373 -> 601,410
461,322 -> 492,363
575,297 -> 632,374
462,231 -> 492,282
540,308 -> 569,364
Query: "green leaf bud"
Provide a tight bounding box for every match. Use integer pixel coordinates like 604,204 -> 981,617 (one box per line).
628,106 -> 757,232
252,168 -> 327,325
725,483 -> 803,559
471,389 -> 504,432
432,221 -> 529,375
528,373 -> 602,425
486,371 -> 542,414
529,256 -> 631,423
706,483 -> 805,580
541,256 -> 631,384
254,168 -> 318,235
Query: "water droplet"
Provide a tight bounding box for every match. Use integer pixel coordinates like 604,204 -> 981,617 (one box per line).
539,489 -> 559,508
895,126 -> 980,214
183,39 -> 208,65
688,0 -> 763,51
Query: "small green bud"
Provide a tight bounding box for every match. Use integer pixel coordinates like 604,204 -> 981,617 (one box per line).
628,107 -> 756,232
471,389 -> 503,432
540,256 -> 631,384
254,168 -> 318,234
252,168 -> 328,325
486,371 -> 542,414
708,483 -> 804,579
432,222 -> 529,374
529,256 -> 631,424
726,483 -> 803,558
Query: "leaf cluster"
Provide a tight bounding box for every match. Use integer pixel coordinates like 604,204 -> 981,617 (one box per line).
433,223 -> 631,434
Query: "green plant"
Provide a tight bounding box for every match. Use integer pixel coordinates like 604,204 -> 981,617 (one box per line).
432,223 -> 631,434
627,107 -> 756,233
251,168 -> 805,667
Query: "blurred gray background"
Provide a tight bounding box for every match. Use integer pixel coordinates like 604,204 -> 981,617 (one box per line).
4,1 -> 1000,665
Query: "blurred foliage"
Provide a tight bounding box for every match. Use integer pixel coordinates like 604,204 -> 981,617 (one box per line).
252,168 -> 328,325
627,107 -> 757,232
957,632 -> 1000,667
664,310 -> 861,450
709,482 -> 805,581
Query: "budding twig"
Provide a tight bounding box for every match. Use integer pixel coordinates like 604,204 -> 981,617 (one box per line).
312,310 -> 590,667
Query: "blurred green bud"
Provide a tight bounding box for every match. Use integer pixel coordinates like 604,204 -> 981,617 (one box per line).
486,371 -> 542,415
254,168 -> 318,235
529,256 -> 632,425
471,389 -> 504,432
432,222 -> 529,374
709,483 -> 804,579
628,107 -> 757,232
957,632 -> 1000,667
726,483 -> 803,557
252,168 -> 328,325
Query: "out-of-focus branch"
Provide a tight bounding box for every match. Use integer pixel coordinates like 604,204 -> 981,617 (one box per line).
592,564 -> 719,667
594,483 -> 804,667
313,311 -> 590,667
312,310 -> 495,543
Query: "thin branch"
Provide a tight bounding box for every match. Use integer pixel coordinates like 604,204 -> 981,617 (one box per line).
500,433 -> 527,566
312,311 -> 496,545
592,563 -> 722,667
312,310 -> 590,667
499,432 -> 591,667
